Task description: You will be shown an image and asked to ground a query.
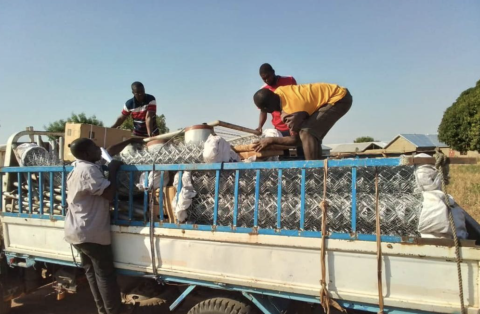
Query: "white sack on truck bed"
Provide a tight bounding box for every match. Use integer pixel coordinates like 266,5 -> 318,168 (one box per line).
414,153 -> 467,239
203,135 -> 240,163
172,171 -> 196,223
418,191 -> 468,239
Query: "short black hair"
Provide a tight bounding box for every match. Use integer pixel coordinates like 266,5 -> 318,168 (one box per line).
259,63 -> 274,74
131,81 -> 144,89
69,138 -> 95,159
253,89 -> 274,109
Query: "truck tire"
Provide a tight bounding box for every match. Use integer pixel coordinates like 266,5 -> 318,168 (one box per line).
188,297 -> 252,314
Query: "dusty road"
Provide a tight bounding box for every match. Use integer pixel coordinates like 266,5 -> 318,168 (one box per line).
12,282 -> 366,314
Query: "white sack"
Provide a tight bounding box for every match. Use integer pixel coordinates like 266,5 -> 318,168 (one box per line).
136,171 -> 170,192
171,171 -> 196,223
203,135 -> 240,163
262,129 -> 283,138
418,190 -> 450,235
414,153 -> 442,192
419,191 -> 468,239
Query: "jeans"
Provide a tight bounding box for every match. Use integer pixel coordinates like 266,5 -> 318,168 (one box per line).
73,243 -> 122,314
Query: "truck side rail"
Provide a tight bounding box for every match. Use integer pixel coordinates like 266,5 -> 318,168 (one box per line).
1,157 -> 420,243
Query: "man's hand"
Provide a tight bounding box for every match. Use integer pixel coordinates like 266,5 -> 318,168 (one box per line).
252,138 -> 273,152
255,127 -> 262,134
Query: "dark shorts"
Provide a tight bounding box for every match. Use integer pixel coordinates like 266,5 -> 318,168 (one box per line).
301,89 -> 353,143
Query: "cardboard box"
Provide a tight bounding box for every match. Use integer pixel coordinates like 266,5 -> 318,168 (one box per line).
64,123 -> 132,161
153,186 -> 177,222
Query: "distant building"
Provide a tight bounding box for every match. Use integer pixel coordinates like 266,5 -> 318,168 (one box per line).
384,134 -> 479,157
384,134 -> 447,153
327,142 -> 386,156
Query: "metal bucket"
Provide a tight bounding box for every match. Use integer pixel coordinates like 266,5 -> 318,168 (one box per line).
184,124 -> 213,144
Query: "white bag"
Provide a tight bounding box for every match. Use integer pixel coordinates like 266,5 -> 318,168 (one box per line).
203,135 -> 240,163
171,171 -> 196,223
136,171 -> 170,192
419,191 -> 468,239
418,190 -> 450,235
262,129 -> 283,138
414,153 -> 442,192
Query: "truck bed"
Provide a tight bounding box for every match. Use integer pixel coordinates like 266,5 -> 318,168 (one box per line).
2,158 -> 480,314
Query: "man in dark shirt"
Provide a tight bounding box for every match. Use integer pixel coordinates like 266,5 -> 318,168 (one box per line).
111,82 -> 159,137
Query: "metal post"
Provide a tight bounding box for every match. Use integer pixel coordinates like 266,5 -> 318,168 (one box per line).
38,172 -> 43,215
143,171 -> 149,222
158,171 -> 165,223
276,169 -> 282,230
233,170 -> 240,227
213,170 -> 220,226
300,169 -> 306,230
254,170 -> 260,228
17,173 -> 22,214
129,171 -> 134,221
351,167 -> 357,237
49,172 -> 54,215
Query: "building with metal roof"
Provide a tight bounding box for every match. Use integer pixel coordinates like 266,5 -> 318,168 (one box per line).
384,134 -> 447,153
328,142 -> 387,155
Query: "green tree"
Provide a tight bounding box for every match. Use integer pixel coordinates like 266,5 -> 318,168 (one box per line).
354,136 -> 376,143
119,114 -> 170,134
438,80 -> 480,153
45,112 -> 103,133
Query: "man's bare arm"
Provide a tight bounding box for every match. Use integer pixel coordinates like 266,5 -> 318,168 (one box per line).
252,135 -> 300,152
256,111 -> 268,133
111,114 -> 128,128
106,138 -> 144,157
146,111 -> 155,137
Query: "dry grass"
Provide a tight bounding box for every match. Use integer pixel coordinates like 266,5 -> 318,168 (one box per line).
448,162 -> 480,221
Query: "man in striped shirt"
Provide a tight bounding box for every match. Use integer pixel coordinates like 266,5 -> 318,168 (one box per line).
111,82 -> 159,137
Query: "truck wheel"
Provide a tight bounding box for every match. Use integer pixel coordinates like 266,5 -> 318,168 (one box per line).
188,297 -> 252,314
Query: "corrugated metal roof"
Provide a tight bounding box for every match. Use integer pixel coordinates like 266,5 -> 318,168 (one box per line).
397,134 -> 448,148
330,142 -> 385,153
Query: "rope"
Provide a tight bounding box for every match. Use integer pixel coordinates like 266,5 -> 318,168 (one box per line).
375,168 -> 384,314
434,149 -> 465,314
147,128 -> 186,281
319,159 -> 346,314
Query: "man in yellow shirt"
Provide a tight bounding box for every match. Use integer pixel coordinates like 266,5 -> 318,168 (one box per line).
253,83 -> 352,160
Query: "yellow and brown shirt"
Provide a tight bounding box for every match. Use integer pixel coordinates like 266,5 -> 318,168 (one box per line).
275,83 -> 347,115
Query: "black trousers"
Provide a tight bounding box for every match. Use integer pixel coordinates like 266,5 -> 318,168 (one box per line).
74,243 -> 122,314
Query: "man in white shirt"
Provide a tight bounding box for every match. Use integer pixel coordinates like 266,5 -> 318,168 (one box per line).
64,138 -> 130,314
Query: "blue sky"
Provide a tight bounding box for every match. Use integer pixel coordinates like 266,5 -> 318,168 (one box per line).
0,0 -> 479,144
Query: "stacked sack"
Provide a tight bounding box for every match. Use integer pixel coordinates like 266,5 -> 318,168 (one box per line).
415,153 -> 468,239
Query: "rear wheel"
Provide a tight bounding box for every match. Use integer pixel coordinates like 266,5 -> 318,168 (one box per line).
188,297 -> 252,314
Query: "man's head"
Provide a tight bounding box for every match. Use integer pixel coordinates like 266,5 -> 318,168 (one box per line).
259,63 -> 277,86
69,138 -> 101,162
131,81 -> 146,103
253,89 -> 280,113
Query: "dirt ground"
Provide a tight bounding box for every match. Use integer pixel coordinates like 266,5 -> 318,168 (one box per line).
11,282 -> 363,314
12,282 -> 186,314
